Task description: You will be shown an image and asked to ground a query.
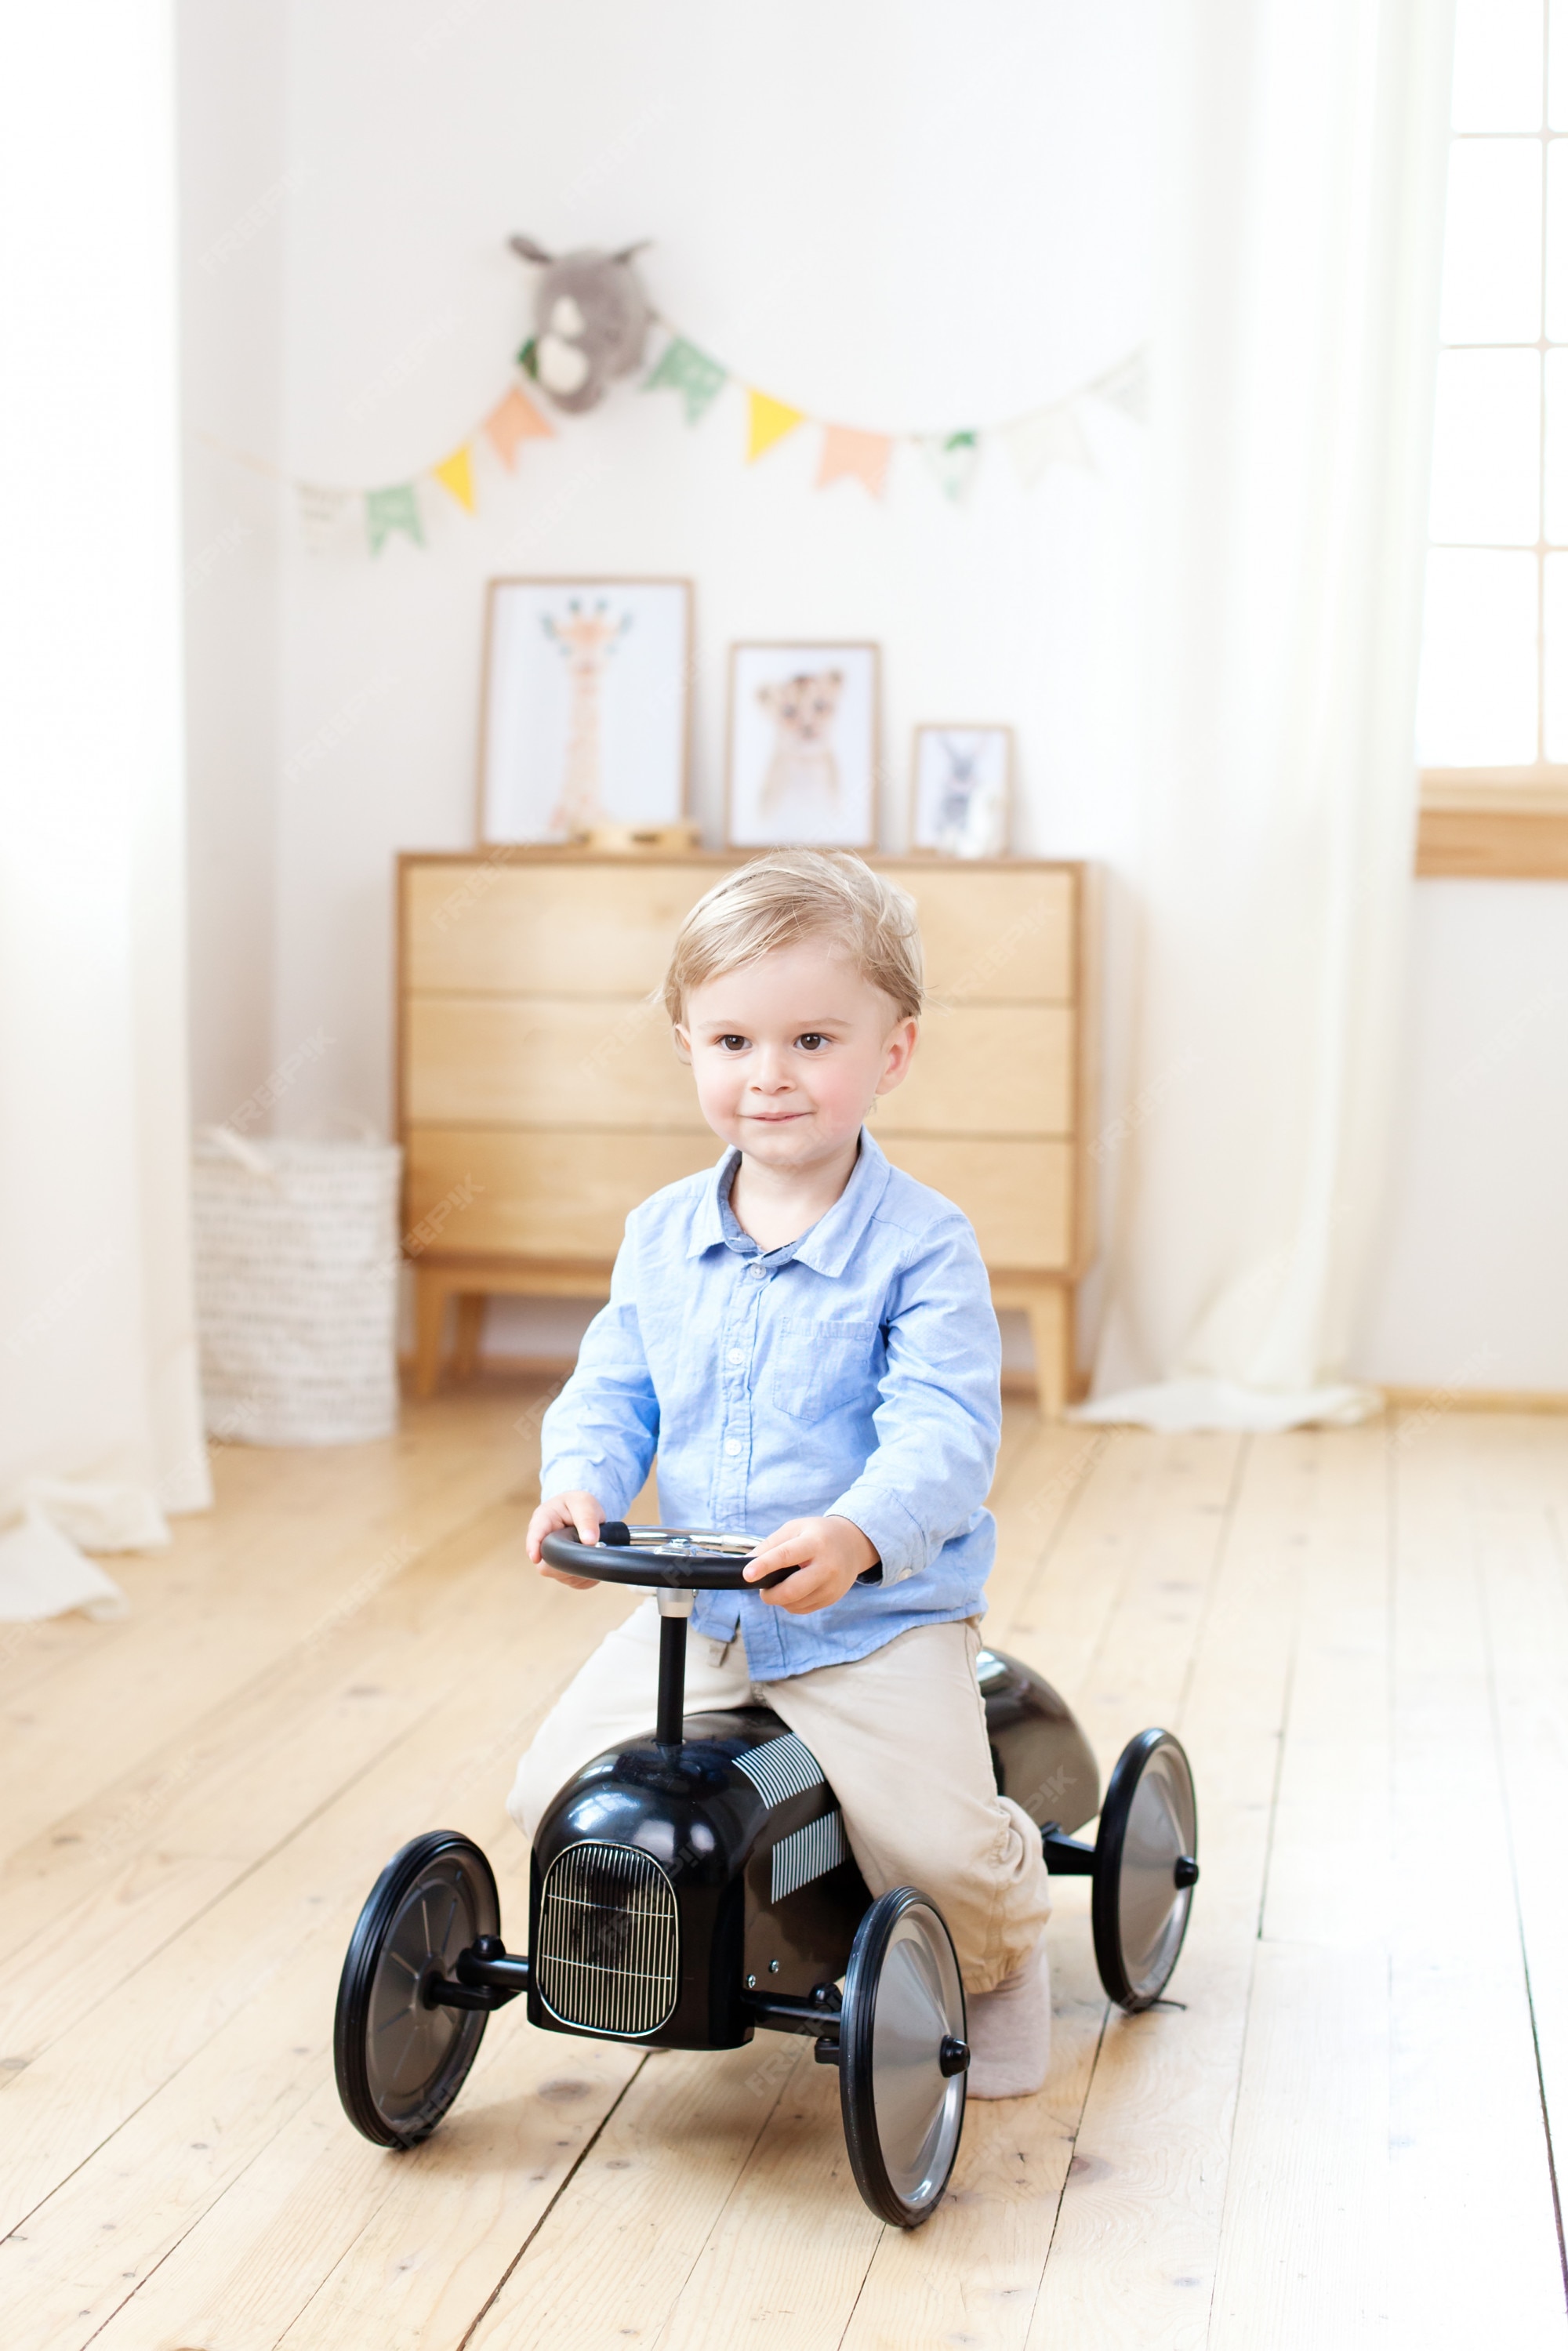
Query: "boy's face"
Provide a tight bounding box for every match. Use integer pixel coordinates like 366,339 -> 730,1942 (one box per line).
674,939 -> 916,1174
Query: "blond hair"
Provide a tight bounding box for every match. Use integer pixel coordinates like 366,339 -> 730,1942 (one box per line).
663,851 -> 924,1027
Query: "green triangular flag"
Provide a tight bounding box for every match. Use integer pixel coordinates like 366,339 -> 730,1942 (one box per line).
517,336 -> 539,380
365,483 -> 423,557
918,429 -> 982,502
642,336 -> 727,425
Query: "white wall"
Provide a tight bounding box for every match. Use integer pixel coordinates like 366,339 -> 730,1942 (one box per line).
267,0 -> 1154,1137
177,0 -> 1568,1392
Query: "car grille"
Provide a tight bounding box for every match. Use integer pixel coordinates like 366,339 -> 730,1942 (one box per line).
734,1732 -> 826,1809
771,1807 -> 847,1903
535,1841 -> 679,2037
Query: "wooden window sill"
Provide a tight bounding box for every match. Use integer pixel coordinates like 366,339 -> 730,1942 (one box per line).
1416,775 -> 1568,879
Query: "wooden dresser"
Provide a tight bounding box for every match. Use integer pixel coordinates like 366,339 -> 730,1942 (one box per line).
397,851 -> 1097,1413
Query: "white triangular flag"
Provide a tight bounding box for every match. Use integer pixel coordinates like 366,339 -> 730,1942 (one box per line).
296,481 -> 356,553
1091,350 -> 1149,424
1001,404 -> 1093,486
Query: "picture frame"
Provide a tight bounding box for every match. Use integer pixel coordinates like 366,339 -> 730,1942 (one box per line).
477,576 -> 692,845
725,641 -> 880,851
909,724 -> 1013,859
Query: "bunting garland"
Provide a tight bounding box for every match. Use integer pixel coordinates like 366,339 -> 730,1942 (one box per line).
637,321 -> 1142,506
192,310 -> 1142,559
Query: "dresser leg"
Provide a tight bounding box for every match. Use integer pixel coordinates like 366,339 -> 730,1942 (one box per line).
1025,1284 -> 1071,1420
414,1270 -> 449,1399
453,1292 -> 486,1382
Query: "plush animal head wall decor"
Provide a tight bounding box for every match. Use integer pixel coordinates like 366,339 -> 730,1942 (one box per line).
509,234 -> 653,414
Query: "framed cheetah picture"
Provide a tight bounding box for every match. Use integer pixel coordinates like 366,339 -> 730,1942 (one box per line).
724,641 -> 880,851
477,575 -> 692,845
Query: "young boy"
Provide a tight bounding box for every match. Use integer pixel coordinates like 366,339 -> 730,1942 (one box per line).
508,849 -> 1053,2097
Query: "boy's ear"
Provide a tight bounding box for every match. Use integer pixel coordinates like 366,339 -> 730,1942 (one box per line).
873,1015 -> 919,1097
671,1023 -> 693,1065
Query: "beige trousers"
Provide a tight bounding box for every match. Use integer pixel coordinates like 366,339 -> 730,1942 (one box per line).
508,1602 -> 1051,1994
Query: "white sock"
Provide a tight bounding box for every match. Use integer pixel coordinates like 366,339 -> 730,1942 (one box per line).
965,1937 -> 1052,2099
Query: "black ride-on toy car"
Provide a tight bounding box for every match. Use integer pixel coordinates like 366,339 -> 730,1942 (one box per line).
334,1525 -> 1199,2229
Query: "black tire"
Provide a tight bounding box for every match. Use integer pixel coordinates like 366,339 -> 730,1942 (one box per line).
839,1887 -> 968,2229
1091,1729 -> 1199,2012
334,1831 -> 500,2148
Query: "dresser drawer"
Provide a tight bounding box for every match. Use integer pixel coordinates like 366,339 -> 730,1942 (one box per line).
878,1137 -> 1073,1270
875,1005 -> 1073,1138
885,865 -> 1077,1004
406,1127 -> 719,1259
404,860 -> 717,997
405,857 -> 1078,1007
409,1125 -> 1073,1271
407,993 -> 1073,1140
405,996 -> 706,1130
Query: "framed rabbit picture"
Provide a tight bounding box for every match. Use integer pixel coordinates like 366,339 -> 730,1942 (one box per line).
725,642 -> 880,850
909,724 -> 1013,859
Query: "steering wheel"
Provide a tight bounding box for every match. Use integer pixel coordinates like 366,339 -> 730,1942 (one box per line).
539,1522 -> 796,1590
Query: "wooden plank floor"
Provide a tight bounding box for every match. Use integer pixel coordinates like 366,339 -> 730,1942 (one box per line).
2,1386 -> 1565,2349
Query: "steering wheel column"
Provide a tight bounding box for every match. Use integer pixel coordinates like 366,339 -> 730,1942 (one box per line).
541,1518 -> 793,1754
655,1586 -> 695,1748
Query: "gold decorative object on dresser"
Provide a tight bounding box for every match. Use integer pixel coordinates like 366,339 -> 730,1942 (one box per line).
397,851 -> 1098,1413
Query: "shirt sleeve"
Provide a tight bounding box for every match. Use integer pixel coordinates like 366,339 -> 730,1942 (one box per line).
826,1214 -> 1003,1583
538,1226 -> 659,1515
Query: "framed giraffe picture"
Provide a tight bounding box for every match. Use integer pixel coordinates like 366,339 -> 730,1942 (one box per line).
477,576 -> 692,844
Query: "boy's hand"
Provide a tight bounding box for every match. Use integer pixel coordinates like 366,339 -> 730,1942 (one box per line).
743,1515 -> 878,1615
528,1491 -> 606,1587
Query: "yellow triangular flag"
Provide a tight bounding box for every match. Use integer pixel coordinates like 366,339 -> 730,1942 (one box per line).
432,444 -> 476,513
746,389 -> 806,464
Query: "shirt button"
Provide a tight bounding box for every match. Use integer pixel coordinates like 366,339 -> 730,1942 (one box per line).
728,1348 -> 743,1364
724,1439 -> 741,1456
750,1262 -> 765,1279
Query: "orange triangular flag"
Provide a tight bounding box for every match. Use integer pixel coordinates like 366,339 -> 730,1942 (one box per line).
746,389 -> 806,463
483,385 -> 554,471
816,423 -> 891,499
432,444 -> 476,513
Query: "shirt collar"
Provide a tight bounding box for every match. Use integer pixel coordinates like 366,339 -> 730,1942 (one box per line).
685,1128 -> 892,1279
685,1145 -> 735,1257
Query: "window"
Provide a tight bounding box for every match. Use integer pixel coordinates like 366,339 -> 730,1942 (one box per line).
1416,0 -> 1568,872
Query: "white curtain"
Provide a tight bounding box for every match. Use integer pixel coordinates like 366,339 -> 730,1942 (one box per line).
1083,0 -> 1457,1433
0,0 -> 209,1613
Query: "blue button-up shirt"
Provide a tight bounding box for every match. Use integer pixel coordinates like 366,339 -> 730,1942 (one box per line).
539,1129 -> 1003,1679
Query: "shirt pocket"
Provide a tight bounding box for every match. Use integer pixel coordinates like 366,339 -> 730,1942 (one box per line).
769,1315 -> 884,1424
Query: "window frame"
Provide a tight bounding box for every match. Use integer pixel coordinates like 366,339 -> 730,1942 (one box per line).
1417,4 -> 1568,874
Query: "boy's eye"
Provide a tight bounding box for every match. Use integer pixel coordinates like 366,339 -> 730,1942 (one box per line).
796,1032 -> 829,1051
716,1034 -> 749,1052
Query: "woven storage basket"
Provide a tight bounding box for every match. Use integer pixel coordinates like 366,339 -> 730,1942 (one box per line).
191,1130 -> 403,1446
